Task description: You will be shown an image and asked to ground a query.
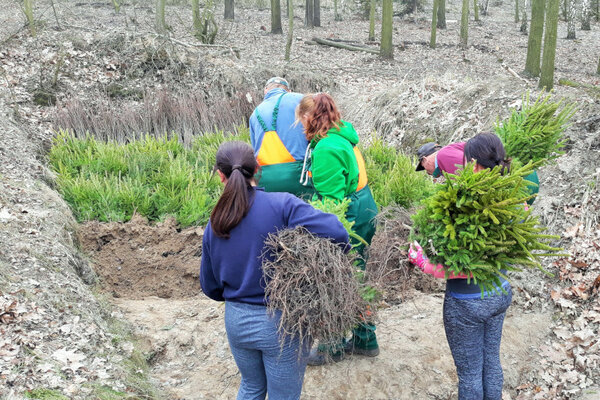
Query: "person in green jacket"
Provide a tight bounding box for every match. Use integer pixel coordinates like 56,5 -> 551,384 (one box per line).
296,92 -> 379,365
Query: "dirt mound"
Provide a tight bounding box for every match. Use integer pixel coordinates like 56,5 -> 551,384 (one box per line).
79,215 -> 202,299
367,207 -> 445,303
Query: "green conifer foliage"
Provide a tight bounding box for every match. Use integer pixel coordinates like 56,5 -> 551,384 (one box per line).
495,92 -> 575,166
412,162 -> 563,293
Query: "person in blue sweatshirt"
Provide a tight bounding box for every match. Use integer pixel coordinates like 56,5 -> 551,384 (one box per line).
200,141 -> 349,400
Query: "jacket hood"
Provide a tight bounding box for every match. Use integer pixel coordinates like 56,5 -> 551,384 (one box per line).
326,120 -> 359,145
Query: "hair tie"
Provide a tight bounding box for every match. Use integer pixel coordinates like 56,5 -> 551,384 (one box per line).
232,165 -> 242,171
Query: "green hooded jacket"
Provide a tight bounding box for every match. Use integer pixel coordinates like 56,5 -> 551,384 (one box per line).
310,120 -> 360,201
310,120 -> 380,350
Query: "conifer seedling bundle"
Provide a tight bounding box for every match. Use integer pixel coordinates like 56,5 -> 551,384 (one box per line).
412,162 -> 563,292
495,92 -> 575,166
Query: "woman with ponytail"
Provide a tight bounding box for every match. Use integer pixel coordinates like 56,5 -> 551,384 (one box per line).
464,132 -> 512,175
200,141 -> 349,400
296,93 -> 380,365
408,132 -> 513,400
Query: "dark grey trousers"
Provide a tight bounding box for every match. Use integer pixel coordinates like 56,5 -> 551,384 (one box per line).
443,287 -> 513,400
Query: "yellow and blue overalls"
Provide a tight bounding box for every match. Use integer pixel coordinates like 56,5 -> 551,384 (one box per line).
251,92 -> 315,199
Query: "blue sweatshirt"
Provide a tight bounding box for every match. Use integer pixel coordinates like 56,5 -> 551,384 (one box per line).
249,88 -> 308,161
200,188 -> 350,305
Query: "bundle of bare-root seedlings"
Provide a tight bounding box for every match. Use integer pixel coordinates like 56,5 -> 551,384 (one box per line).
262,227 -> 370,352
365,207 -> 444,301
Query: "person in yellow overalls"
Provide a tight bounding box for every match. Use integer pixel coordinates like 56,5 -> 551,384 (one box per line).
249,77 -> 314,198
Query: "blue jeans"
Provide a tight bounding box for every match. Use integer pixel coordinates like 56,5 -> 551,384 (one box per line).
224,301 -> 310,400
443,287 -> 513,400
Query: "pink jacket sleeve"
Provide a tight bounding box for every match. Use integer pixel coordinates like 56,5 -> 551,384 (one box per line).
419,261 -> 469,279
408,241 -> 469,279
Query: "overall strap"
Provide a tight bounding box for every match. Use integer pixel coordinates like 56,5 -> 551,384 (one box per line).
255,112 -> 269,133
254,93 -> 286,133
271,93 -> 286,130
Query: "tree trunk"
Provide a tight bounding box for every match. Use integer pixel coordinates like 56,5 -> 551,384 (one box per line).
482,0 -> 490,15
192,0 -> 201,37
566,0 -> 576,38
155,0 -> 167,33
474,0 -> 479,21
561,0 -> 567,20
380,0 -> 393,59
437,0 -> 447,28
460,0 -> 469,48
539,0 -> 560,89
431,0 -> 439,48
224,0 -> 234,20
305,0 -> 314,27
581,0 -> 591,29
271,0 -> 283,33
23,0 -> 35,36
515,0 -> 520,22
597,56 -> 600,75
285,0 -> 294,60
194,0 -> 218,43
525,0 -> 545,76
314,0 -> 320,26
520,0 -> 528,32
369,0 -> 376,40
334,0 -> 342,20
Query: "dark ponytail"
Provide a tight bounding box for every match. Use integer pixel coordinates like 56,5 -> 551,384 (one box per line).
464,132 -> 512,175
210,141 -> 258,238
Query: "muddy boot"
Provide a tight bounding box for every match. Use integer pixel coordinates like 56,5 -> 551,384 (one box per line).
306,342 -> 345,366
343,339 -> 380,357
344,322 -> 379,357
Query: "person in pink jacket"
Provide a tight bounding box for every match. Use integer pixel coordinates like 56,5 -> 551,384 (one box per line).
415,142 -> 465,177
409,132 -> 513,400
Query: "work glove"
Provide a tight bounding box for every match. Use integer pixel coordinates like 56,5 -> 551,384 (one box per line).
408,241 -> 428,270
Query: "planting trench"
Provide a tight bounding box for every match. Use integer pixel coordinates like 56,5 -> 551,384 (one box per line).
61,75 -> 595,399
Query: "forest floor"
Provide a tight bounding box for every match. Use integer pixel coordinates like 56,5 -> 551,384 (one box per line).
1,0 -> 599,399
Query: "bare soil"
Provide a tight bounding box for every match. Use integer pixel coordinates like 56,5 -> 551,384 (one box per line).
0,0 -> 599,399
114,293 -> 553,400
78,215 -> 203,299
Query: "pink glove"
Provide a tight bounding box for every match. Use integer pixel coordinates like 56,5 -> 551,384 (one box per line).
408,240 -> 469,279
408,241 -> 428,270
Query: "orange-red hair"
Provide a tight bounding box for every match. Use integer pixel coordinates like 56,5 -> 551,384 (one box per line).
296,93 -> 341,141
